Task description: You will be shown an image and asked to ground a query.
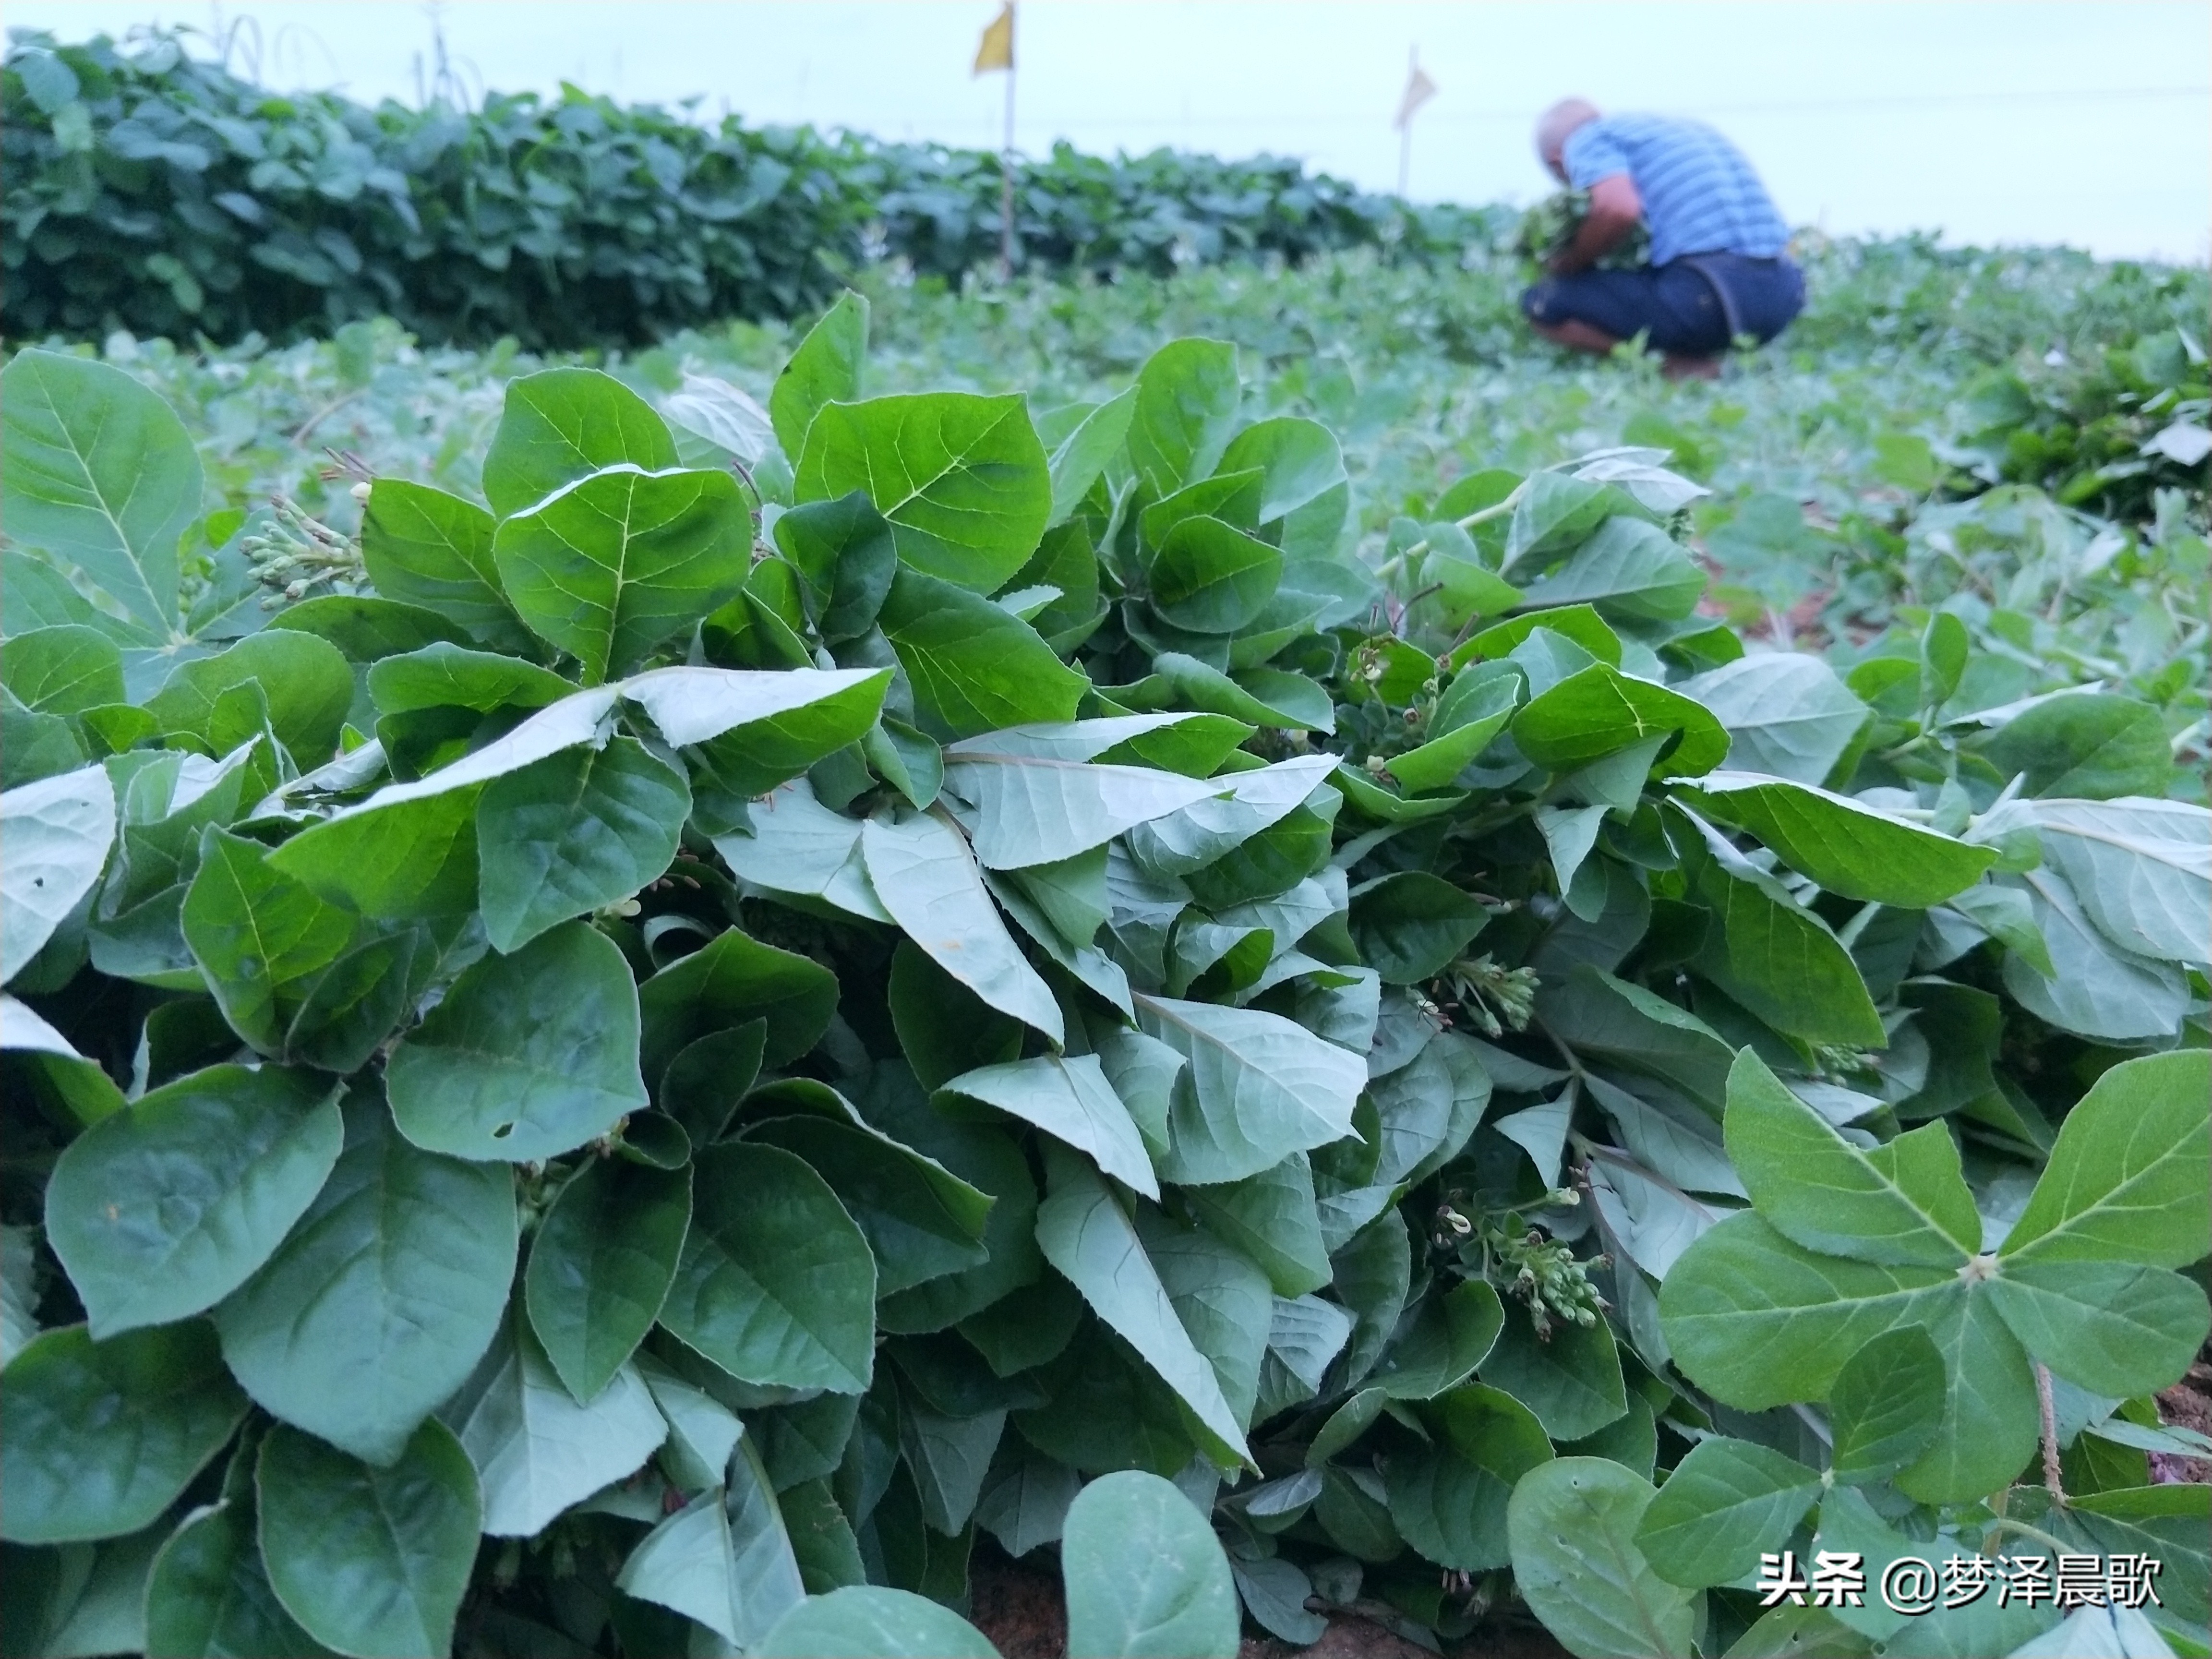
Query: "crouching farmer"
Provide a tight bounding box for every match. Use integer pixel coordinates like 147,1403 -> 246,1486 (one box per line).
1521,98 -> 1804,378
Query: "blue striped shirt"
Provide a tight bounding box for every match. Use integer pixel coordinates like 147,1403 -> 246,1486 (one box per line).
1563,114 -> 1789,266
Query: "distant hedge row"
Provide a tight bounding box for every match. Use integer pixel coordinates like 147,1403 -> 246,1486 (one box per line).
1,30 -> 1500,349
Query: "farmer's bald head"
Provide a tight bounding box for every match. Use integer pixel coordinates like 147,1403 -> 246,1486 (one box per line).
1535,98 -> 1601,172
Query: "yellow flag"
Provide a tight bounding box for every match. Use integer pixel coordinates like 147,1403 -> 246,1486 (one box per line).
974,2 -> 1014,74
1394,62 -> 1437,130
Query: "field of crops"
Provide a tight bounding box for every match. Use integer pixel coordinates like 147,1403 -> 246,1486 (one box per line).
4,113 -> 2211,1659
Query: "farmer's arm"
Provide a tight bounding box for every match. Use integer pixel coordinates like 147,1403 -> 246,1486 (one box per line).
1548,174 -> 1642,274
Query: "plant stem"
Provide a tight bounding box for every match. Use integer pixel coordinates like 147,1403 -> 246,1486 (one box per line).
2035,1362 -> 2067,1504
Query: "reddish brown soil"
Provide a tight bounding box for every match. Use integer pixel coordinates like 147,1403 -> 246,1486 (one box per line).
2152,1342 -> 2212,1485
966,1542 -> 1572,1659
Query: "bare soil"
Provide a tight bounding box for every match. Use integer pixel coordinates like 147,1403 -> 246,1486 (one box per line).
2151,1339 -> 2212,1485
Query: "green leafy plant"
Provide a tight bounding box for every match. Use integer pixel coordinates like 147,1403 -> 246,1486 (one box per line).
0,29 -> 1489,352
2,282 -> 2206,1659
1514,189 -> 1651,274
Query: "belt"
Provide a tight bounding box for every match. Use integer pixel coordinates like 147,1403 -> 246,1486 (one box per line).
1675,254 -> 1748,342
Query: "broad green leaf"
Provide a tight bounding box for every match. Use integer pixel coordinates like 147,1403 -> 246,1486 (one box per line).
1681,771 -> 1995,907
975,1439 -> 1081,1556
863,811 -> 1064,1043
886,939 -> 1023,1093
452,1317 -> 665,1537
47,1063 -> 343,1337
2,761 -> 116,983
1513,663 -> 1729,776
2067,1485 -> 2212,1638
1684,815 -> 1887,1048
1154,653 -> 1339,734
618,1438 -> 805,1645
878,569 -> 1087,737
268,586 -> 480,667
1134,992 -> 1365,1185
769,289 -> 869,461
1892,1283 -> 2039,1504
747,1110 -> 992,1296
1658,1214 -> 1953,1411
1826,1327 -> 1946,1483
1978,797 -> 2210,967
1533,965 -> 1735,1112
1062,1469 -> 1240,1659
1231,1557 -> 1328,1646
0,1320 -> 246,1544
1722,1049 -> 1979,1267
1384,673 -> 1520,794
1370,1279 -> 1503,1400
1181,1155 -> 1333,1298
1998,867 -> 2187,1042
257,1420 -> 480,1659
1974,691 -> 2173,799
1,350 -> 197,637
1128,338 -> 1240,496
1137,1206 -> 1273,1427
1398,1380 -> 1557,1575
525,1153 -> 691,1405
1047,387 -> 1138,526
1723,1605 -> 1875,1658
264,784 -> 483,921
638,923 -> 839,1077
660,1142 -> 877,1394
147,631 -> 354,765
1144,515 -> 1283,633
2,624 -> 125,714
795,393 -> 1051,593
625,663 -> 891,794
878,1121 -> 1043,1335
476,735 -> 689,952
366,640 -> 573,776
1384,1439 -> 1523,1573
1516,515 -> 1706,621
387,921 -> 647,1162
23,1517 -> 167,1659
1124,752 -> 1338,876
2,687 -> 89,791
1370,1029 -> 1491,1188
215,1092 -> 517,1465
898,1391 -> 1004,1535
1678,655 -> 1869,786
481,366 -> 678,517
1035,1155 -> 1251,1468
1984,1257 -> 2210,1399
1217,415 -> 1349,554
942,751 -> 1220,871
1999,1049 -> 2211,1268
1634,1437 -> 1821,1588
144,1497 -> 334,1659
493,464 -> 749,683
180,828 -> 358,1053
715,779 -> 890,922
939,1054 -> 1158,1198
359,481 -> 532,653
1505,1457 -> 1698,1659
1478,1309 -> 1627,1441
757,1586 -> 998,1659
773,490 -> 897,642
1348,870 -> 1487,983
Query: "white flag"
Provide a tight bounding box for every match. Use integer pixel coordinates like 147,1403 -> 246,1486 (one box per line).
1394,62 -> 1437,129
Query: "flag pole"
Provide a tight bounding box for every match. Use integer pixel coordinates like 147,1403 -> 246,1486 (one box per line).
1397,46 -> 1415,196
999,5 -> 1017,280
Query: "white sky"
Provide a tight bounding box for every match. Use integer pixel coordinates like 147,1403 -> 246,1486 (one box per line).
11,0 -> 2210,260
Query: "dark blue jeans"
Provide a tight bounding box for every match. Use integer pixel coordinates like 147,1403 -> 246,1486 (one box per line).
1521,254 -> 1804,355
